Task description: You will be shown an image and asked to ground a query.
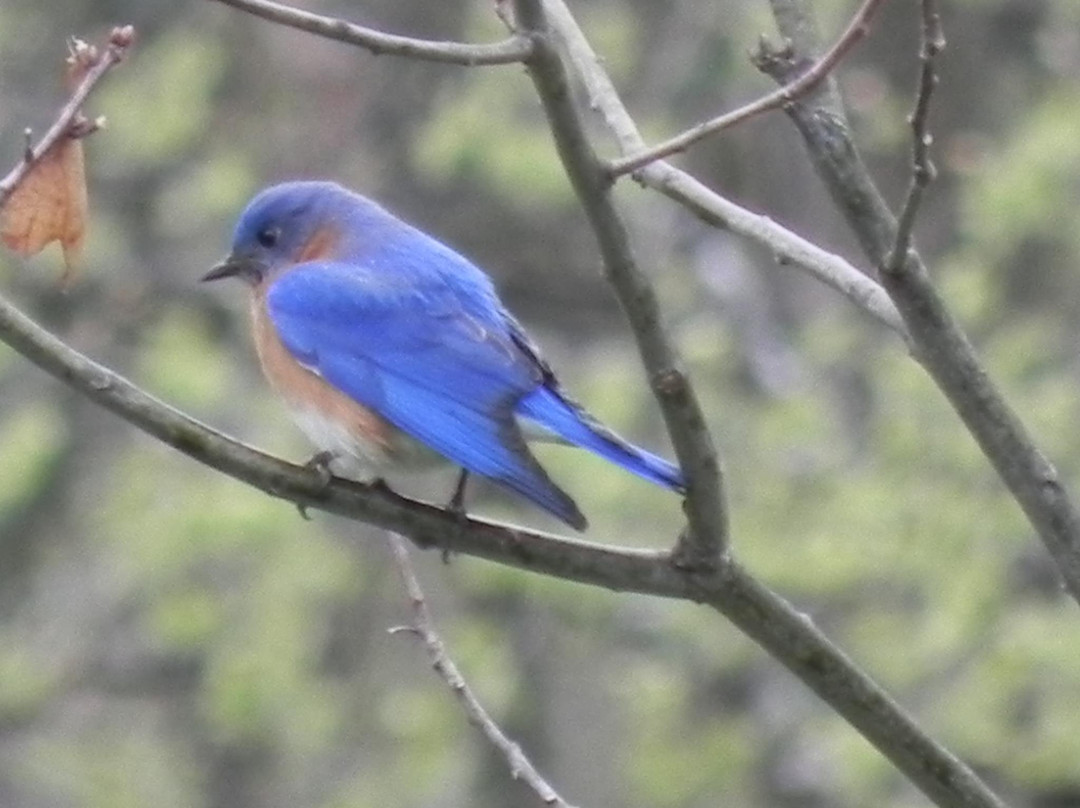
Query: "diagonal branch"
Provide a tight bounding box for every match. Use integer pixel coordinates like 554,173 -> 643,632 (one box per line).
387,533 -> 578,808
761,0 -> 1080,608
207,0 -> 532,66
607,0 -> 890,178
0,26 -> 134,208
540,0 -> 909,345
509,0 -> 729,571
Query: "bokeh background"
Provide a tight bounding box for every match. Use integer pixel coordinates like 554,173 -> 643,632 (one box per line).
2,0 -> 1080,806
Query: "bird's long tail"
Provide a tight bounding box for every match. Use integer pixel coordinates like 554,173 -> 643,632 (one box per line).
515,387 -> 685,492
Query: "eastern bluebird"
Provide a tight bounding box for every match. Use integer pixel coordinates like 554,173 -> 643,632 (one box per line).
202,181 -> 684,529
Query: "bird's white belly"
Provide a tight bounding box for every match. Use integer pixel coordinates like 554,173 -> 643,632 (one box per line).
289,405 -> 444,480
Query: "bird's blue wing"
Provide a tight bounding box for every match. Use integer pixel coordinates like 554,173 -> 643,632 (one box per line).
265,260 -> 585,528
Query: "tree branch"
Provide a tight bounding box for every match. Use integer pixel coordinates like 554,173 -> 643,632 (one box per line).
760,0 -> 1080,607
0,26 -> 134,208
509,0 -> 729,571
607,0 -> 889,178
540,0 -> 909,345
0,15 -> 1006,808
206,0 -> 533,66
526,3 -> 1007,806
387,533 -> 578,808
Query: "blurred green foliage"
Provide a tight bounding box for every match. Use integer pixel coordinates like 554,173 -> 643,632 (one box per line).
1,0 -> 1080,807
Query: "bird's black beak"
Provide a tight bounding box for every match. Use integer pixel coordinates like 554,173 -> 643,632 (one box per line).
201,253 -> 264,283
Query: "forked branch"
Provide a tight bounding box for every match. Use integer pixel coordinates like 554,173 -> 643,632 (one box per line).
509,0 -> 729,572
607,0 -> 890,178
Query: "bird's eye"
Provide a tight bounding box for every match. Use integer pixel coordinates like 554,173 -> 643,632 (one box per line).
256,226 -> 280,248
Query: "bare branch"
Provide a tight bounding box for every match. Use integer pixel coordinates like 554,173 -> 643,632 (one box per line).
761,0 -> 1080,608
540,0 -> 909,344
0,15 -> 1004,808
886,0 -> 945,273
607,0 -> 890,178
207,0 -> 532,66
0,26 -> 134,208
529,3 -> 1008,806
387,534 -> 578,808
507,0 -> 729,571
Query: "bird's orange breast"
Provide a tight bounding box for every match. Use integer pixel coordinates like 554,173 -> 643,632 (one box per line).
250,287 -> 397,466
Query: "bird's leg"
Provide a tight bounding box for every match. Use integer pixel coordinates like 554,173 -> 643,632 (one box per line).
440,469 -> 471,564
297,450 -> 337,520
447,468 -> 470,518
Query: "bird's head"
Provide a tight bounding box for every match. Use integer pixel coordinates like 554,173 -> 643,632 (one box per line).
202,181 -> 350,286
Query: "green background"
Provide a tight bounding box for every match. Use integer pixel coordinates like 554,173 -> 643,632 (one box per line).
1,0 -> 1079,805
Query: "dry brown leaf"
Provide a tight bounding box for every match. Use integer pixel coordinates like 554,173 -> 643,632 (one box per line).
0,37 -> 97,286
0,135 -> 88,286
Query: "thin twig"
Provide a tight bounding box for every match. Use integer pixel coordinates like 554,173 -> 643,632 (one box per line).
508,0 -> 729,571
387,534 -> 577,808
0,26 -> 134,208
608,0 -> 890,178
207,0 -> 532,66
886,0 -> 945,272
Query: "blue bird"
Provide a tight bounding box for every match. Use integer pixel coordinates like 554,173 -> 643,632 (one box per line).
202,181 -> 684,529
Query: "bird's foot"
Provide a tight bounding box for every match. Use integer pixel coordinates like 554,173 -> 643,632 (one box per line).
297,450 -> 337,520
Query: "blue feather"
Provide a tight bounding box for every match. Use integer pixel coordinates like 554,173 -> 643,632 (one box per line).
516,387 -> 685,492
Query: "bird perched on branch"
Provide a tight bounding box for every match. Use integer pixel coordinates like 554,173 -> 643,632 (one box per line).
203,181 -> 684,529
